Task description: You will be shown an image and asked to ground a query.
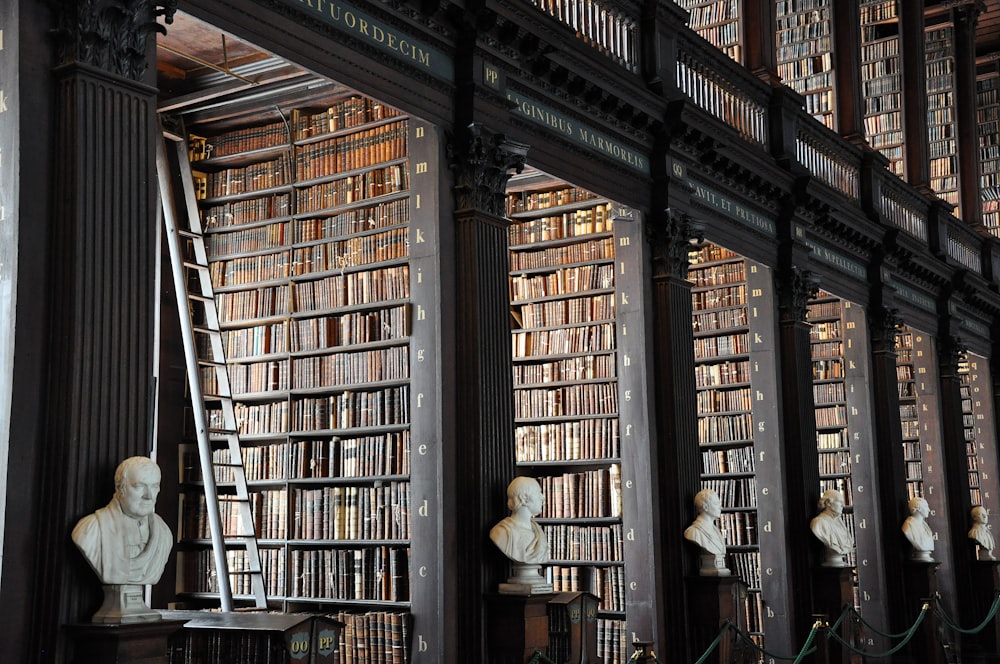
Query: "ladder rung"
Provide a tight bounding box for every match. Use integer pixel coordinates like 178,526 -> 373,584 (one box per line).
182,260 -> 210,271
177,229 -> 200,239
197,358 -> 226,367
188,293 -> 214,304
208,427 -> 238,435
192,326 -> 222,337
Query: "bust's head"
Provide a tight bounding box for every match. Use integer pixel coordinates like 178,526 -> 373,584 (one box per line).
693,489 -> 722,518
973,505 -> 990,525
818,489 -> 845,516
115,456 -> 162,519
507,477 -> 544,516
908,497 -> 929,518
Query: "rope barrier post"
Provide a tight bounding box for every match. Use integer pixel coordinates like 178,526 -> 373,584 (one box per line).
920,596 -> 945,664
630,640 -> 656,663
812,613 -> 831,664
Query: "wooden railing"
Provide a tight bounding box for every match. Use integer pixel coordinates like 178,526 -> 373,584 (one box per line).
525,0 -> 640,72
946,211 -> 983,274
795,120 -> 861,201
876,175 -> 929,243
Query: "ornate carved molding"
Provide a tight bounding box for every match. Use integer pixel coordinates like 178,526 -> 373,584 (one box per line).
870,306 -> 902,346
50,0 -> 178,80
779,267 -> 820,324
647,208 -> 704,279
448,124 -> 528,217
938,333 -> 967,374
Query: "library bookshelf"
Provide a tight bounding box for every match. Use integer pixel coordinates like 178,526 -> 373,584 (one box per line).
896,327 -> 925,501
776,0 -> 836,129
978,64 -> 999,235
172,92 -> 434,661
926,20 -> 961,212
861,0 -> 904,177
506,181 -> 629,663
675,0 -> 744,64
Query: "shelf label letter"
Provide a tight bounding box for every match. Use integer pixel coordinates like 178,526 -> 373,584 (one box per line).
418,500 -> 429,517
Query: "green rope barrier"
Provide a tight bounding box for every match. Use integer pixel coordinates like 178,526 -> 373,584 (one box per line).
711,619 -> 818,662
838,603 -> 920,640
935,594 -> 1000,635
791,620 -> 822,664
526,650 -> 558,664
691,622 -> 733,664
826,602 -> 930,658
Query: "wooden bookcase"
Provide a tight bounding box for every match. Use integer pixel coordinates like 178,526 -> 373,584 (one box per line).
861,0 -> 904,177
896,327 -> 925,500
675,0 -> 744,63
978,64 -> 999,235
505,181 -> 628,663
925,20 -> 961,211
174,93 -> 430,660
689,244 -> 761,646
776,0 -> 836,128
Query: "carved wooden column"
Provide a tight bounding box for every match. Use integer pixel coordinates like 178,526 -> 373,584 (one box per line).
952,3 -> 983,224
448,124 -> 527,662
30,2 -> 175,662
647,207 -> 702,660
776,232 -> 821,641
899,0 -> 929,187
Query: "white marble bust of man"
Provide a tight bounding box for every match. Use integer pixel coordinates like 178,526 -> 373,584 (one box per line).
684,488 -> 730,576
490,477 -> 550,565
72,456 -> 173,586
902,496 -> 935,562
969,506 -> 996,561
810,489 -> 854,567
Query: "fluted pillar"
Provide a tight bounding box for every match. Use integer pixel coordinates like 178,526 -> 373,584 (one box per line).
449,123 -> 527,662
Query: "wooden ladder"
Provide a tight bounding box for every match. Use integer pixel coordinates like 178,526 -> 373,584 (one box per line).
155,122 -> 268,611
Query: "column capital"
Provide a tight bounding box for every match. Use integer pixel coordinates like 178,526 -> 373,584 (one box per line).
448,123 -> 528,217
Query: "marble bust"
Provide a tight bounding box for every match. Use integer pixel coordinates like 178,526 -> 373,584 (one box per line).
491,477 -> 552,595
810,489 -> 854,568
684,488 -> 730,576
72,456 -> 173,622
969,506 -> 996,561
902,497 -> 935,562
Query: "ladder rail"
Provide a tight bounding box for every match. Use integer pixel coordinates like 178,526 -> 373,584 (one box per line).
156,129 -> 268,610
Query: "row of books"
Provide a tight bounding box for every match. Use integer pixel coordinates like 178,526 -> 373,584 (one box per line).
730,550 -> 762,590
289,387 -> 410,431
295,165 -> 409,214
294,123 -> 407,180
809,320 -> 840,341
700,476 -> 757,509
289,546 -> 409,602
201,157 -> 292,200
184,432 -> 410,483
290,265 -> 410,313
548,564 -> 624,613
812,358 -> 844,380
816,404 -> 848,428
213,359 -> 289,395
509,264 -> 614,301
290,345 -> 409,389
818,449 -> 852,475
297,199 -> 409,242
813,381 -> 845,404
514,382 -> 619,418
515,418 -> 621,462
206,222 -> 287,259
719,510 -> 757,547
545,522 -> 624,562
289,305 -> 409,353
692,306 -> 747,333
507,186 -> 597,213
180,490 -> 288,540
678,0 -> 738,31
538,466 -> 623,519
178,548 -> 285,597
512,322 -> 617,357
688,260 -> 745,287
508,207 -> 613,245
807,300 -> 840,320
292,482 -> 410,541
513,353 -> 616,384
697,412 -> 753,444
333,610 -> 412,664
296,96 -> 401,138
693,332 -> 749,359
509,236 -> 615,271
516,293 -> 615,329
202,193 -> 292,229
596,619 -> 630,664
216,285 -> 291,322
696,385 -> 752,414
701,445 -> 756,475
191,120 -> 289,160
691,284 -> 746,311
231,401 -> 289,435
860,0 -> 897,24
694,359 -> 750,388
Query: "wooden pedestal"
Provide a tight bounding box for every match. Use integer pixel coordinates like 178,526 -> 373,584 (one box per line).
487,593 -> 554,664
686,574 -> 746,664
813,566 -> 856,664
68,620 -> 185,664
902,561 -> 944,664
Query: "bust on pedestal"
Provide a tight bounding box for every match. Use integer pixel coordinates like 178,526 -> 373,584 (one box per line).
72,456 -> 172,623
969,506 -> 996,561
902,497 -> 935,563
490,477 -> 553,595
683,489 -> 730,576
810,489 -> 854,568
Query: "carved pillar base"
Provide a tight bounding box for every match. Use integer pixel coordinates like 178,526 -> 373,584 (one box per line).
486,593 -> 553,664
68,620 -> 184,664
685,575 -> 746,664
813,567 -> 855,664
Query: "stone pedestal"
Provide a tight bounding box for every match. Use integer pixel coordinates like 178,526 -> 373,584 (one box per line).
486,593 -> 554,664
68,620 -> 184,664
686,575 -> 746,664
499,563 -> 554,596
813,566 -> 856,664
91,584 -> 161,624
